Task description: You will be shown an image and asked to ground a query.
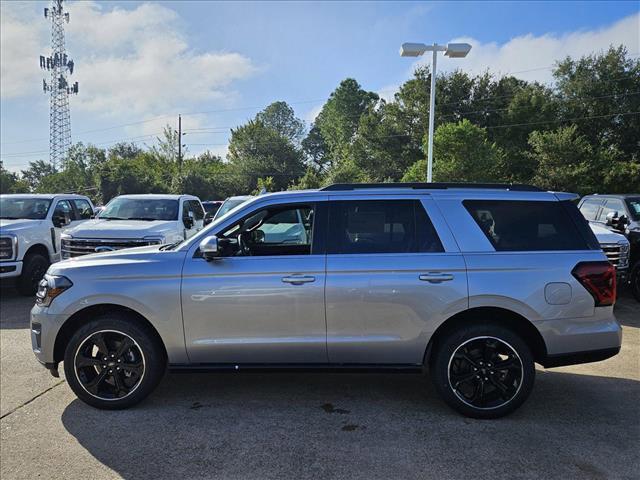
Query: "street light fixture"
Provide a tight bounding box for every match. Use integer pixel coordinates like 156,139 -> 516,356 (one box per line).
400,42 -> 472,182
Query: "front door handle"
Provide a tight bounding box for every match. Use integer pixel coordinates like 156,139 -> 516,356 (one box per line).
282,275 -> 316,285
419,273 -> 454,283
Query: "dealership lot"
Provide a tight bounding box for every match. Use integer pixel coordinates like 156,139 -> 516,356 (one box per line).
1,286 -> 638,480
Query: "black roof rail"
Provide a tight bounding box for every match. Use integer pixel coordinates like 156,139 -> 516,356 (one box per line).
320,182 -> 542,192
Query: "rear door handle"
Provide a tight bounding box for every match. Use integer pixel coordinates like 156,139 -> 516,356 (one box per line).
419,273 -> 454,283
282,275 -> 316,285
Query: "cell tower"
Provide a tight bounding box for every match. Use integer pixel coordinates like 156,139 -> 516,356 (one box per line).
40,0 -> 78,170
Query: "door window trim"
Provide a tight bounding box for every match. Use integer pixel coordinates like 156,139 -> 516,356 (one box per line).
193,201 -> 327,259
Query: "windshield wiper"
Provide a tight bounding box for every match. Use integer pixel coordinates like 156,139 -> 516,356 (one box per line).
124,217 -> 158,221
101,217 -> 127,220
0,216 -> 21,219
160,241 -> 181,251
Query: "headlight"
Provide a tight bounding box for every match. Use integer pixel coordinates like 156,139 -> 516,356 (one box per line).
0,235 -> 17,261
36,274 -> 73,307
143,235 -> 166,245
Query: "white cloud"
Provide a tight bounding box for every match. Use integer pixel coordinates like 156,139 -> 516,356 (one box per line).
0,1 -> 258,118
429,13 -> 640,83
0,2 -> 47,99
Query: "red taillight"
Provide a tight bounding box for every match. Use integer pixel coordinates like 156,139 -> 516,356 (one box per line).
572,261 -> 616,307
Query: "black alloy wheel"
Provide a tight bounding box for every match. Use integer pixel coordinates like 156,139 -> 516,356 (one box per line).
74,330 -> 145,400
447,336 -> 523,410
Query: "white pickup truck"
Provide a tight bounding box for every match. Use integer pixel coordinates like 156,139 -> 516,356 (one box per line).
0,193 -> 95,295
61,194 -> 205,259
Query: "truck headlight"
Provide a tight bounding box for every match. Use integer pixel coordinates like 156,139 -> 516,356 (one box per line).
36,274 -> 73,307
0,235 -> 17,261
143,235 -> 166,245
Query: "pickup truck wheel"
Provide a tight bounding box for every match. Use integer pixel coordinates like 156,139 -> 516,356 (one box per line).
63,313 -> 166,410
17,253 -> 49,296
630,263 -> 640,302
431,323 -> 535,419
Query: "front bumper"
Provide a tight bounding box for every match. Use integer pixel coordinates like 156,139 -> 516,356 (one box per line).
537,307 -> 622,368
30,303 -> 68,368
0,261 -> 22,278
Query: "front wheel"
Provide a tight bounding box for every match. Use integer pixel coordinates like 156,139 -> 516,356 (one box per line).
430,323 -> 535,419
63,313 -> 166,409
17,253 -> 49,296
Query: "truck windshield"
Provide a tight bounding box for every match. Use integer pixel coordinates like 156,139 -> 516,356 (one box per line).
0,198 -> 52,220
214,197 -> 252,220
99,198 -> 179,221
626,198 -> 640,221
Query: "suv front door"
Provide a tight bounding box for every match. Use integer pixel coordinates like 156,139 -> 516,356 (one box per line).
181,198 -> 328,364
324,196 -> 467,364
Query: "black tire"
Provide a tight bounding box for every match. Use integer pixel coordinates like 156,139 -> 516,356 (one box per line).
430,322 -> 535,419
17,253 -> 49,296
630,262 -> 640,303
63,312 -> 166,410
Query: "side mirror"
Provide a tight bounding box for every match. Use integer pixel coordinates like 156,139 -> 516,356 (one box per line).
605,211 -> 618,227
184,212 -> 194,229
203,212 -> 214,226
199,236 -> 219,261
52,214 -> 69,228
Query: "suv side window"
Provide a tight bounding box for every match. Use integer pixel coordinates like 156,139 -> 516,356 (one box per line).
327,200 -> 443,254
72,199 -> 93,220
598,198 -> 626,221
464,200 -> 588,251
579,198 -> 602,221
219,203 -> 314,256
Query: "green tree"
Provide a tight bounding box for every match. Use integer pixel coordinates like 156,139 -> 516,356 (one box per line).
404,120 -> 502,183
21,160 -> 57,192
227,119 -> 305,192
528,125 -> 596,193
256,101 -> 305,144
0,162 -> 28,194
313,78 -> 378,168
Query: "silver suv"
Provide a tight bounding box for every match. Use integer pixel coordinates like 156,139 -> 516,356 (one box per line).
30,183 -> 621,418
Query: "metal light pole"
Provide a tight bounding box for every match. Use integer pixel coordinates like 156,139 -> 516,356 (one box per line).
400,42 -> 472,182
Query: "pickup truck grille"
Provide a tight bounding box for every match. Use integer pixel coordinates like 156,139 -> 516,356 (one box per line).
600,242 -> 630,271
0,236 -> 15,261
61,238 -> 161,258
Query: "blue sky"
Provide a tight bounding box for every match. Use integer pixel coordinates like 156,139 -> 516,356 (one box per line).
1,1 -> 638,171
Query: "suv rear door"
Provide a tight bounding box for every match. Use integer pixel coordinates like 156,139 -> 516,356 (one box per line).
324,195 -> 467,364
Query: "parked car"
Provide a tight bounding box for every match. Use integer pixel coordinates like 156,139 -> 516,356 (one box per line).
60,194 -> 205,258
587,223 -> 630,281
31,183 -> 621,418
578,194 -> 640,301
213,195 -> 253,220
0,193 -> 94,295
202,201 -> 223,217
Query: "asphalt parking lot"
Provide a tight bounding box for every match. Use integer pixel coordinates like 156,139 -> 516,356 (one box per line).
0,286 -> 638,480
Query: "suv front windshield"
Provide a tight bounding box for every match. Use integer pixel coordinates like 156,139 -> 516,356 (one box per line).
626,198 -> 640,221
0,198 -> 52,220
99,198 -> 179,221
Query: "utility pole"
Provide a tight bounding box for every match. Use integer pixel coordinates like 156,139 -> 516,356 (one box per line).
40,0 -> 78,170
177,114 -> 182,175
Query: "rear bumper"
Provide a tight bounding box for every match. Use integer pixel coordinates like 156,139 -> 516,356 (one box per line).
536,307 -> 622,368
542,347 -> 620,368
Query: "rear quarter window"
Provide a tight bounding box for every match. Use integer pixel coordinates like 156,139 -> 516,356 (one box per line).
464,200 -> 594,251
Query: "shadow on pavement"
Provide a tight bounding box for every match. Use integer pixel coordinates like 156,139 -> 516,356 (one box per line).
61,369 -> 640,480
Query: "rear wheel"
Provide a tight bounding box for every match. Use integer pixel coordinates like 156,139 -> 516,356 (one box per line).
63,313 -> 166,409
17,253 -> 49,296
431,323 -> 535,419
